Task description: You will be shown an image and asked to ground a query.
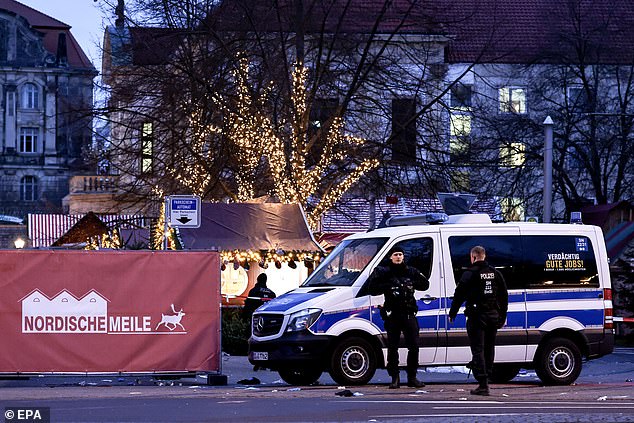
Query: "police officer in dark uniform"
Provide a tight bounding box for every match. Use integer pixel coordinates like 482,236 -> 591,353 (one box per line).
449,245 -> 508,396
243,273 -> 276,322
368,245 -> 429,389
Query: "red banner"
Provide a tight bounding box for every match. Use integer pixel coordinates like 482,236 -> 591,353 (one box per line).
0,250 -> 220,373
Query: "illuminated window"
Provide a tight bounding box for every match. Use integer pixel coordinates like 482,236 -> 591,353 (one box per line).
499,142 -> 525,167
141,122 -> 153,173
449,113 -> 471,163
22,83 -> 39,109
499,87 -> 526,114
20,175 -> 38,201
19,127 -> 38,153
501,197 -> 525,222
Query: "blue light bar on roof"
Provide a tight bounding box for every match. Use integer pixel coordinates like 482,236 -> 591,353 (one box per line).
382,213 -> 449,227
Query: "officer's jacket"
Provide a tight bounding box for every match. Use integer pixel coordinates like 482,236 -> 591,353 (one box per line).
367,263 -> 429,317
449,260 -> 508,324
243,284 -> 276,317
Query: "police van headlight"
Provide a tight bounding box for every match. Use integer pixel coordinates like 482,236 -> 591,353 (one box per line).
286,308 -> 322,332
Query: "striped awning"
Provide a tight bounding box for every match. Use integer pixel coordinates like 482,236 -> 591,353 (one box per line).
27,214 -> 149,247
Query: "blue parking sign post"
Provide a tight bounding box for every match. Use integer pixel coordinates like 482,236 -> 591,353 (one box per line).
167,195 -> 201,228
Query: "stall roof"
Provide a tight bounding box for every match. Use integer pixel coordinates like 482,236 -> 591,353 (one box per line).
178,203 -> 322,252
51,212 -> 108,247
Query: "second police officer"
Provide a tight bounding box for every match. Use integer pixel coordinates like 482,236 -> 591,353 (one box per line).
448,245 -> 508,396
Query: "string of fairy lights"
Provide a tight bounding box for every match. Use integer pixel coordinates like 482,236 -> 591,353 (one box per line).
214,60 -> 379,229
141,58 -> 379,253
220,249 -> 323,271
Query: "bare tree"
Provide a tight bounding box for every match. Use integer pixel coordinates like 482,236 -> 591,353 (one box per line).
445,0 -> 634,221
98,0 -> 505,222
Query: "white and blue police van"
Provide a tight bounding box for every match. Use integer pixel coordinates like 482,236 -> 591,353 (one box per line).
248,213 -> 615,386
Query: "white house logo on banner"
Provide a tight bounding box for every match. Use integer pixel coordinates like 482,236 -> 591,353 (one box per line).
20,289 -> 187,335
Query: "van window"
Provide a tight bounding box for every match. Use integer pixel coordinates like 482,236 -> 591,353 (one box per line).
303,238 -> 389,287
523,235 -> 599,288
384,238 -> 434,278
448,235 -> 523,289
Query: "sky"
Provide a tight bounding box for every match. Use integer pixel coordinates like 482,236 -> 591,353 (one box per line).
20,0 -> 111,74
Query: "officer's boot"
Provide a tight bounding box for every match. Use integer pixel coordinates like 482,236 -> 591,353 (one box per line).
389,373 -> 400,389
406,373 -> 425,388
470,378 -> 490,396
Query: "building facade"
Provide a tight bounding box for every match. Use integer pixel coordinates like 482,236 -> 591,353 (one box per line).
101,0 -> 634,225
0,0 -> 97,219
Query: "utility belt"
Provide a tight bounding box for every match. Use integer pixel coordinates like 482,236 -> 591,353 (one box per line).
380,306 -> 416,320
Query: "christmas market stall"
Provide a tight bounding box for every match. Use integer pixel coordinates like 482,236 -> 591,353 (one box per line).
178,203 -> 323,305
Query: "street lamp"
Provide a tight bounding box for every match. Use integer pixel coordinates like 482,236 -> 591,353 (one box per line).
14,237 -> 25,249
543,116 -> 554,223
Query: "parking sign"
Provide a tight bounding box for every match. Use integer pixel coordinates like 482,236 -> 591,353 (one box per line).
168,195 -> 201,228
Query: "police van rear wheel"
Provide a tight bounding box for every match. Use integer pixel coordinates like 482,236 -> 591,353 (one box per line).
330,337 -> 377,386
278,367 -> 322,386
535,337 -> 582,385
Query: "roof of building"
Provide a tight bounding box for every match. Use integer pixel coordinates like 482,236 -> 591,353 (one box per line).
111,0 -> 634,67
0,0 -> 95,69
321,196 -> 500,233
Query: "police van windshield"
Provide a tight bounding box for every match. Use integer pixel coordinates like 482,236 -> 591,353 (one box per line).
303,238 -> 389,287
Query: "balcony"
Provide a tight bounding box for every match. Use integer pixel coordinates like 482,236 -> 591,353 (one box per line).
69,175 -> 118,193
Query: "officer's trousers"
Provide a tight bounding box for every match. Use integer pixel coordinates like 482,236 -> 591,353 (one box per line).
385,314 -> 419,378
466,314 -> 498,386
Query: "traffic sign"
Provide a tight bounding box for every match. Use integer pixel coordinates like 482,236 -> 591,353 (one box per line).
167,195 -> 201,228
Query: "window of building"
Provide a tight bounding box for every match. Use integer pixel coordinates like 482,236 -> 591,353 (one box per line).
499,87 -> 526,114
19,127 -> 38,153
7,91 -> 15,116
141,122 -> 153,173
449,113 -> 471,163
0,20 -> 7,61
391,98 -> 417,163
501,197 -> 524,222
450,170 -> 470,192
567,86 -> 590,113
20,175 -> 38,201
450,84 -> 472,109
565,145 -> 585,169
499,142 -> 526,167
21,83 -> 39,109
308,98 -> 339,165
309,98 -> 338,132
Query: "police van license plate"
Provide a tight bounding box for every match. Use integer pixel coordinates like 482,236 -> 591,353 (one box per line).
252,352 -> 268,361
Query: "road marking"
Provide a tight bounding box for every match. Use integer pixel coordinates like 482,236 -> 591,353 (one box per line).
434,405 -> 634,410
374,413 -> 522,418
342,400 -> 634,406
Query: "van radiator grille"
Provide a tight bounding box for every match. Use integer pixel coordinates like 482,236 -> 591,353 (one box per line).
252,314 -> 285,336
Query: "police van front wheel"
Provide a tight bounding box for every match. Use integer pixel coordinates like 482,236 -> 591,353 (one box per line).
535,337 -> 582,385
278,367 -> 323,386
329,337 -> 377,386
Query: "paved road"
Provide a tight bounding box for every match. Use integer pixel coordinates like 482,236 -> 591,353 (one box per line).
1,348 -> 633,422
